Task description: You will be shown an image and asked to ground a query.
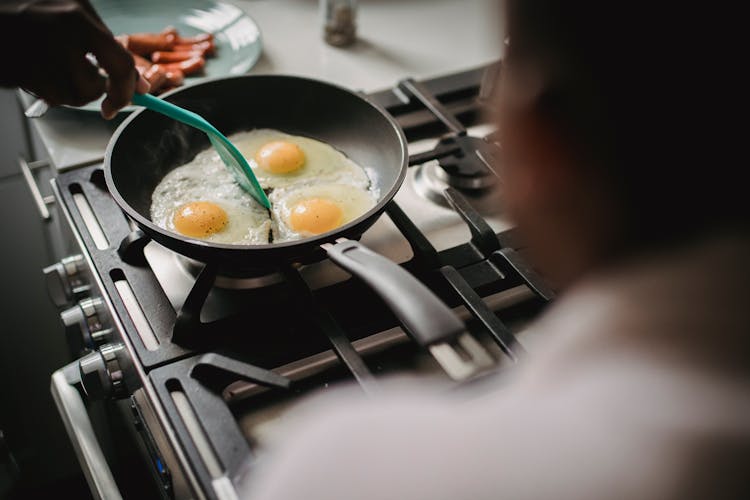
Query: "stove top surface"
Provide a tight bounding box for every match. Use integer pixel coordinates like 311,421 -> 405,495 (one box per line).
53,61 -> 555,499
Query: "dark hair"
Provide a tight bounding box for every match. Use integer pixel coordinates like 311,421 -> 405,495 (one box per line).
504,1 -> 747,247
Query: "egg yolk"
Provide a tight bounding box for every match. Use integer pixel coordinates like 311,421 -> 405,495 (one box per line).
255,141 -> 305,174
289,198 -> 344,234
173,201 -> 228,238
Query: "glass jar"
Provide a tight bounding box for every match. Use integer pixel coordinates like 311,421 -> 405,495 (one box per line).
321,0 -> 357,47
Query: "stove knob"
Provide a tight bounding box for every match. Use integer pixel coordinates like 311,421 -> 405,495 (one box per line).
43,254 -> 90,307
78,343 -> 128,400
60,297 -> 111,354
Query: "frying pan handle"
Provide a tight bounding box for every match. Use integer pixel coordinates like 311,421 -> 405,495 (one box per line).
324,239 -> 464,345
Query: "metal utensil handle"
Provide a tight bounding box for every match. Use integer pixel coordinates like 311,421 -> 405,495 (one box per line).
24,98 -> 50,118
18,157 -> 53,220
51,363 -> 123,500
398,78 -> 466,135
324,239 -> 465,345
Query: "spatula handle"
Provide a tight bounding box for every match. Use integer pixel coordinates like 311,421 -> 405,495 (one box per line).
131,92 -> 217,136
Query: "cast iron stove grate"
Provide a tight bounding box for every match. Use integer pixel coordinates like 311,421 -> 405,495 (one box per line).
52,61 -> 554,498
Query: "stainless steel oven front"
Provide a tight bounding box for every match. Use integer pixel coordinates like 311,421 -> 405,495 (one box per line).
47,174 -> 201,500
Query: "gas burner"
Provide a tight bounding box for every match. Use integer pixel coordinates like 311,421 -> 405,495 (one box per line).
413,161 -> 501,214
410,132 -> 503,214
432,134 -> 498,190
396,77 -> 504,214
173,252 -> 284,290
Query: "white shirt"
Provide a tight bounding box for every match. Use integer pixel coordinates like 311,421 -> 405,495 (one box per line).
243,234 -> 750,500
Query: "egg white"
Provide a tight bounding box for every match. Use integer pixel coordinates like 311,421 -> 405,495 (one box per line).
151,128 -> 378,245
270,182 -> 378,242
231,129 -> 371,189
150,159 -> 271,245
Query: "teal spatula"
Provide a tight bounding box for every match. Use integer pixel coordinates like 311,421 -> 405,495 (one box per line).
131,92 -> 270,209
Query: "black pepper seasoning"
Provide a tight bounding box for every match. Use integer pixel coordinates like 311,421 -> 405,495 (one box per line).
322,0 -> 357,47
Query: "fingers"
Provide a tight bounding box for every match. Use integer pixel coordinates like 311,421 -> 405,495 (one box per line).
87,28 -> 138,119
136,73 -> 151,94
67,3 -> 139,118
23,81 -> 65,108
67,55 -> 107,106
22,53 -> 105,108
16,2 -> 140,117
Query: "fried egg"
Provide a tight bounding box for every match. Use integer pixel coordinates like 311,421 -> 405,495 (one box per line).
151,128 -> 377,245
270,182 -> 378,242
150,159 -> 271,244
231,129 -> 371,189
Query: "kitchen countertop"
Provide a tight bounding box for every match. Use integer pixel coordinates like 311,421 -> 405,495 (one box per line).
18,0 -> 503,171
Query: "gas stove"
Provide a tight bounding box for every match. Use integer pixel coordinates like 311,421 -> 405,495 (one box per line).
45,62 -> 554,499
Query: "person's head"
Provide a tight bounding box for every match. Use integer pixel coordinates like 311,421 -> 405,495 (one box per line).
495,1 -> 745,289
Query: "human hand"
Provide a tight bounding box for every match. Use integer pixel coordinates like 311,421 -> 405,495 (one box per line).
0,0 -> 149,118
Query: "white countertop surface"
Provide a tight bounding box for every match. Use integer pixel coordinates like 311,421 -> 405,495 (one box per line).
20,0 -> 503,171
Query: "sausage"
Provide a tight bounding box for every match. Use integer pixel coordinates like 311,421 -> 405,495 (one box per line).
154,68 -> 185,94
164,69 -> 185,87
161,26 -> 179,38
175,33 -> 214,45
152,66 -> 186,87
161,57 -> 205,76
150,50 -> 202,64
115,34 -> 129,48
125,32 -> 177,56
117,28 -> 215,94
132,53 -> 152,73
143,65 -> 167,94
172,40 -> 215,57
171,42 -> 214,57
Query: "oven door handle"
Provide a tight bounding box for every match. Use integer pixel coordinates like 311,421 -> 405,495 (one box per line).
18,157 -> 54,221
50,362 -> 123,500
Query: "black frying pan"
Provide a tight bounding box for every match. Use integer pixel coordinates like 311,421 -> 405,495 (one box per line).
106,75 -> 407,268
105,75 -> 471,353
